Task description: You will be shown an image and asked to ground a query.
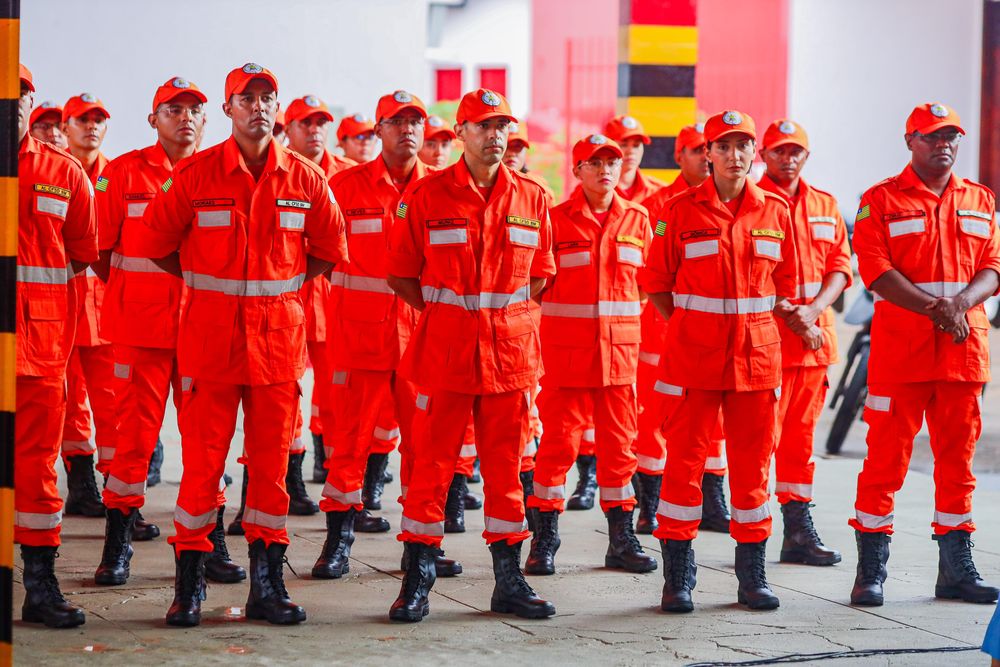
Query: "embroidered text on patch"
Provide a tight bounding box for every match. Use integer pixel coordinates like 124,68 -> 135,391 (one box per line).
277,199 -> 311,209
507,215 -> 540,228
750,229 -> 785,240
616,235 -> 645,248
33,184 -> 72,199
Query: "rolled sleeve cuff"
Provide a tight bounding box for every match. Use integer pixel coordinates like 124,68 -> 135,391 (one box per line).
858,259 -> 894,291
530,252 -> 556,280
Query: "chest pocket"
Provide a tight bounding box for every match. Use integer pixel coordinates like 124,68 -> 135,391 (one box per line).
505,224 -> 537,279
35,194 -> 69,220
808,217 -> 836,244
350,217 -> 383,236
616,239 -> 644,267
957,210 -> 993,269
683,238 -> 718,260
887,217 -> 925,238
752,238 -> 782,261
126,201 -> 150,218
197,208 -> 233,230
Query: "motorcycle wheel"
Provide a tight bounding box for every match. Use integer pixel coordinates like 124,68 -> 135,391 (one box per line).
826,346 -> 869,455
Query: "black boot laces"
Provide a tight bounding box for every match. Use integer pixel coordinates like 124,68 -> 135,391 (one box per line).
795,503 -> 822,543
210,517 -> 232,561
668,545 -> 693,590
503,553 -> 537,598
445,478 -> 464,517
859,539 -> 886,583
747,550 -> 768,588
402,549 -> 434,598
706,477 -> 726,514
948,535 -> 981,580
287,457 -> 308,498
38,551 -> 68,603
618,514 -> 643,553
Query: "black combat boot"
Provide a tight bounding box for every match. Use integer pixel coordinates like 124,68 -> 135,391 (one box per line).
851,530 -> 890,606
146,437 -> 164,487
468,458 -> 481,484
311,432 -> 326,483
64,453 -> 105,517
401,547 -> 463,578
94,508 -> 137,585
566,455 -> 597,511
390,542 -> 438,622
519,470 -> 535,530
312,509 -> 356,579
227,465 -> 248,535
165,550 -> 206,627
525,509 -> 560,575
286,452 -> 319,515
635,472 -> 661,534
444,474 -> 467,533
21,545 -> 86,628
735,540 -> 780,610
605,506 -> 658,573
245,540 -> 307,624
464,488 -> 484,510
933,530 -> 999,603
779,501 -> 841,566
206,507 -> 246,583
362,453 -> 389,510
700,473 -> 730,533
355,508 -> 391,533
660,540 -> 697,613
130,509 -> 160,541
490,541 -> 556,619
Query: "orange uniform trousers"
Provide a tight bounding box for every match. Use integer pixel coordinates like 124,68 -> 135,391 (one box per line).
529,385 -> 638,513
774,365 -> 827,504
307,339 -> 331,437
654,388 -> 778,543
850,381 -> 981,536
15,376 -> 67,547
169,379 -> 298,552
102,345 -> 181,511
62,344 -> 117,473
400,388 -> 532,547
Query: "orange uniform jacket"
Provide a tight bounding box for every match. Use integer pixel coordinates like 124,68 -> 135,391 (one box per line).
758,174 -> 852,367
540,189 -> 650,387
327,156 -> 428,370
98,142 -> 183,349
523,170 -> 556,206
129,137 -> 348,385
73,153 -> 110,348
389,159 -> 556,394
853,164 -> 1000,384
17,135 -> 99,377
641,177 -> 797,391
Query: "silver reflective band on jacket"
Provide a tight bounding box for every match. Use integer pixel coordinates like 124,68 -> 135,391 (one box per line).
540,300 -> 642,318
111,252 -> 169,274
873,281 -> 968,303
672,293 -> 776,315
16,265 -> 69,284
329,271 -> 394,294
182,271 -> 306,297
421,284 -> 531,310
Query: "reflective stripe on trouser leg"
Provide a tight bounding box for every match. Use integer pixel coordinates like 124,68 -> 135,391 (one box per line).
15,376 -> 67,547
529,386 -> 592,512
454,415 -> 477,478
78,344 -> 119,476
319,369 -> 391,513
594,384 -> 639,512
721,388 -> 778,543
774,365 -> 826,503
477,390 -> 532,543
61,348 -> 92,459
634,359 -> 667,474
926,381 -> 982,535
578,424 -> 596,456
850,382 -> 932,535
704,410 -> 727,474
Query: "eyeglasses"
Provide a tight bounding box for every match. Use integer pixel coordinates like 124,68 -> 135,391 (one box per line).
913,130 -> 962,145
580,157 -> 623,170
156,105 -> 205,119
380,117 -> 425,128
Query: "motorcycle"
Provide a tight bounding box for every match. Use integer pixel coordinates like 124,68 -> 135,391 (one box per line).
825,289 -> 872,455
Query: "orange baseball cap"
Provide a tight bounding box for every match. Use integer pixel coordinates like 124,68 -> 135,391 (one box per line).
762,119 -> 808,150
605,115 -> 650,144
62,93 -> 110,122
224,62 -> 278,100
906,103 -> 964,136
424,115 -> 456,141
337,113 -> 375,141
285,95 -> 334,124
704,110 -> 756,142
456,88 -> 516,124
30,101 -> 62,127
375,90 -> 427,123
674,123 -> 706,160
572,133 -> 623,165
19,63 -> 34,92
151,76 -> 207,113
508,122 -> 531,149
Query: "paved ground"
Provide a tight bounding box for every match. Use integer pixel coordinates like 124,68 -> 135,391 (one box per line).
12,293 -> 1000,666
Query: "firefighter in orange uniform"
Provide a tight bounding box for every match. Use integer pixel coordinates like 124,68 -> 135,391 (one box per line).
418,115 -> 456,169
132,63 -> 347,627
60,92 -> 114,517
338,112 -> 377,164
849,103 -> 1000,606
757,119 -> 851,566
15,64 -> 96,628
30,101 -> 68,149
92,77 -> 245,587
644,110 -> 806,613
525,134 -> 657,576
387,88 -> 556,622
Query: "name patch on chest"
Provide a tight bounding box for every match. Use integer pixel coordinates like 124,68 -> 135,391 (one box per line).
33,183 -> 71,199
884,209 -> 925,222
277,198 -> 311,210
507,215 -> 540,228
679,228 -> 720,241
616,235 -> 645,248
125,192 -> 155,201
426,218 -> 468,228
750,229 -> 785,240
193,198 -> 235,208
345,207 -> 384,217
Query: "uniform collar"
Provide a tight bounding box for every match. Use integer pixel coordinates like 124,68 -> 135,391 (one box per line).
897,162 -> 963,196
143,141 -> 174,171
757,172 -> 810,203
222,135 -> 287,176
693,173 -> 765,215
365,154 -> 430,193
569,185 -> 623,225
451,154 -> 512,201
618,168 -> 648,198
19,133 -> 41,155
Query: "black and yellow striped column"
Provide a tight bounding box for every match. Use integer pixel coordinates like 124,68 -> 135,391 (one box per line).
617,0 -> 697,184
0,1 -> 19,664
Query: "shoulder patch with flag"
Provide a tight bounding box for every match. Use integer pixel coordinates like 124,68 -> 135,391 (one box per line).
95,176 -> 109,192
654,220 -> 667,236
161,177 -> 173,193
855,204 -> 870,222
396,202 -> 408,219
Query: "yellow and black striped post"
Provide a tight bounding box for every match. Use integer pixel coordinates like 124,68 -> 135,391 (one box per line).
0,1 -> 19,664
617,0 -> 697,184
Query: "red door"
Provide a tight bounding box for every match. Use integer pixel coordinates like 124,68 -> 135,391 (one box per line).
435,68 -> 463,102
479,68 -> 507,97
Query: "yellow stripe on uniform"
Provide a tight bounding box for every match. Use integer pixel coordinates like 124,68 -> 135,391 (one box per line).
619,25 -> 698,66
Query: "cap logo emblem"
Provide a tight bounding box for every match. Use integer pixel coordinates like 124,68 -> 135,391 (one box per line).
722,111 -> 743,126
930,103 -> 949,118
393,90 -> 413,103
694,122 -> 705,133
80,93 -> 97,103
589,134 -> 608,145
242,63 -> 263,74
171,77 -> 190,89
304,95 -> 320,108
481,90 -> 501,107
428,116 -> 443,127
778,121 -> 796,134
40,100 -> 56,109
352,113 -> 366,122
621,116 -> 638,129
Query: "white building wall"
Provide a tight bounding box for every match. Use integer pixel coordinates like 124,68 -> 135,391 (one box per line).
789,0 -> 983,216
21,0 -> 430,158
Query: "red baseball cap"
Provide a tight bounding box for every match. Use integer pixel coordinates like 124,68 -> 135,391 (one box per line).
151,76 -> 207,114
62,93 -> 110,122
605,115 -> 650,144
508,122 -> 531,149
424,115 -> 456,141
285,95 -> 334,124
674,123 -> 706,160
30,101 -> 62,127
19,63 -> 34,92
703,110 -> 756,142
906,103 -> 964,136
224,62 -> 278,100
456,88 -> 516,124
572,133 -> 623,165
337,113 -> 375,141
375,90 -> 427,123
762,119 -> 808,150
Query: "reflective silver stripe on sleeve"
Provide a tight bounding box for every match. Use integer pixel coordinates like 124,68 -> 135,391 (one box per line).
657,500 -> 702,521
533,482 -> 565,500
105,475 -> 146,497
37,195 -> 69,218
731,502 -> 770,524
400,514 -> 444,536
672,293 -> 775,315
175,505 -> 218,530
182,272 -> 305,297
600,482 -> 635,501
484,516 -> 528,534
350,218 -> 382,234
559,251 -> 591,268
855,509 -> 893,529
16,265 -> 69,284
864,394 -> 891,412
243,507 -> 287,530
197,210 -> 232,228
373,426 -> 401,441
638,350 -> 661,366
635,454 -> 666,472
934,510 -> 973,527
775,481 -> 812,497
508,226 -> 539,247
459,443 -> 477,458
887,218 -> 925,237
15,510 -> 63,530
111,252 -> 168,274
654,381 -> 683,396
684,239 -> 718,259
322,483 -> 362,506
